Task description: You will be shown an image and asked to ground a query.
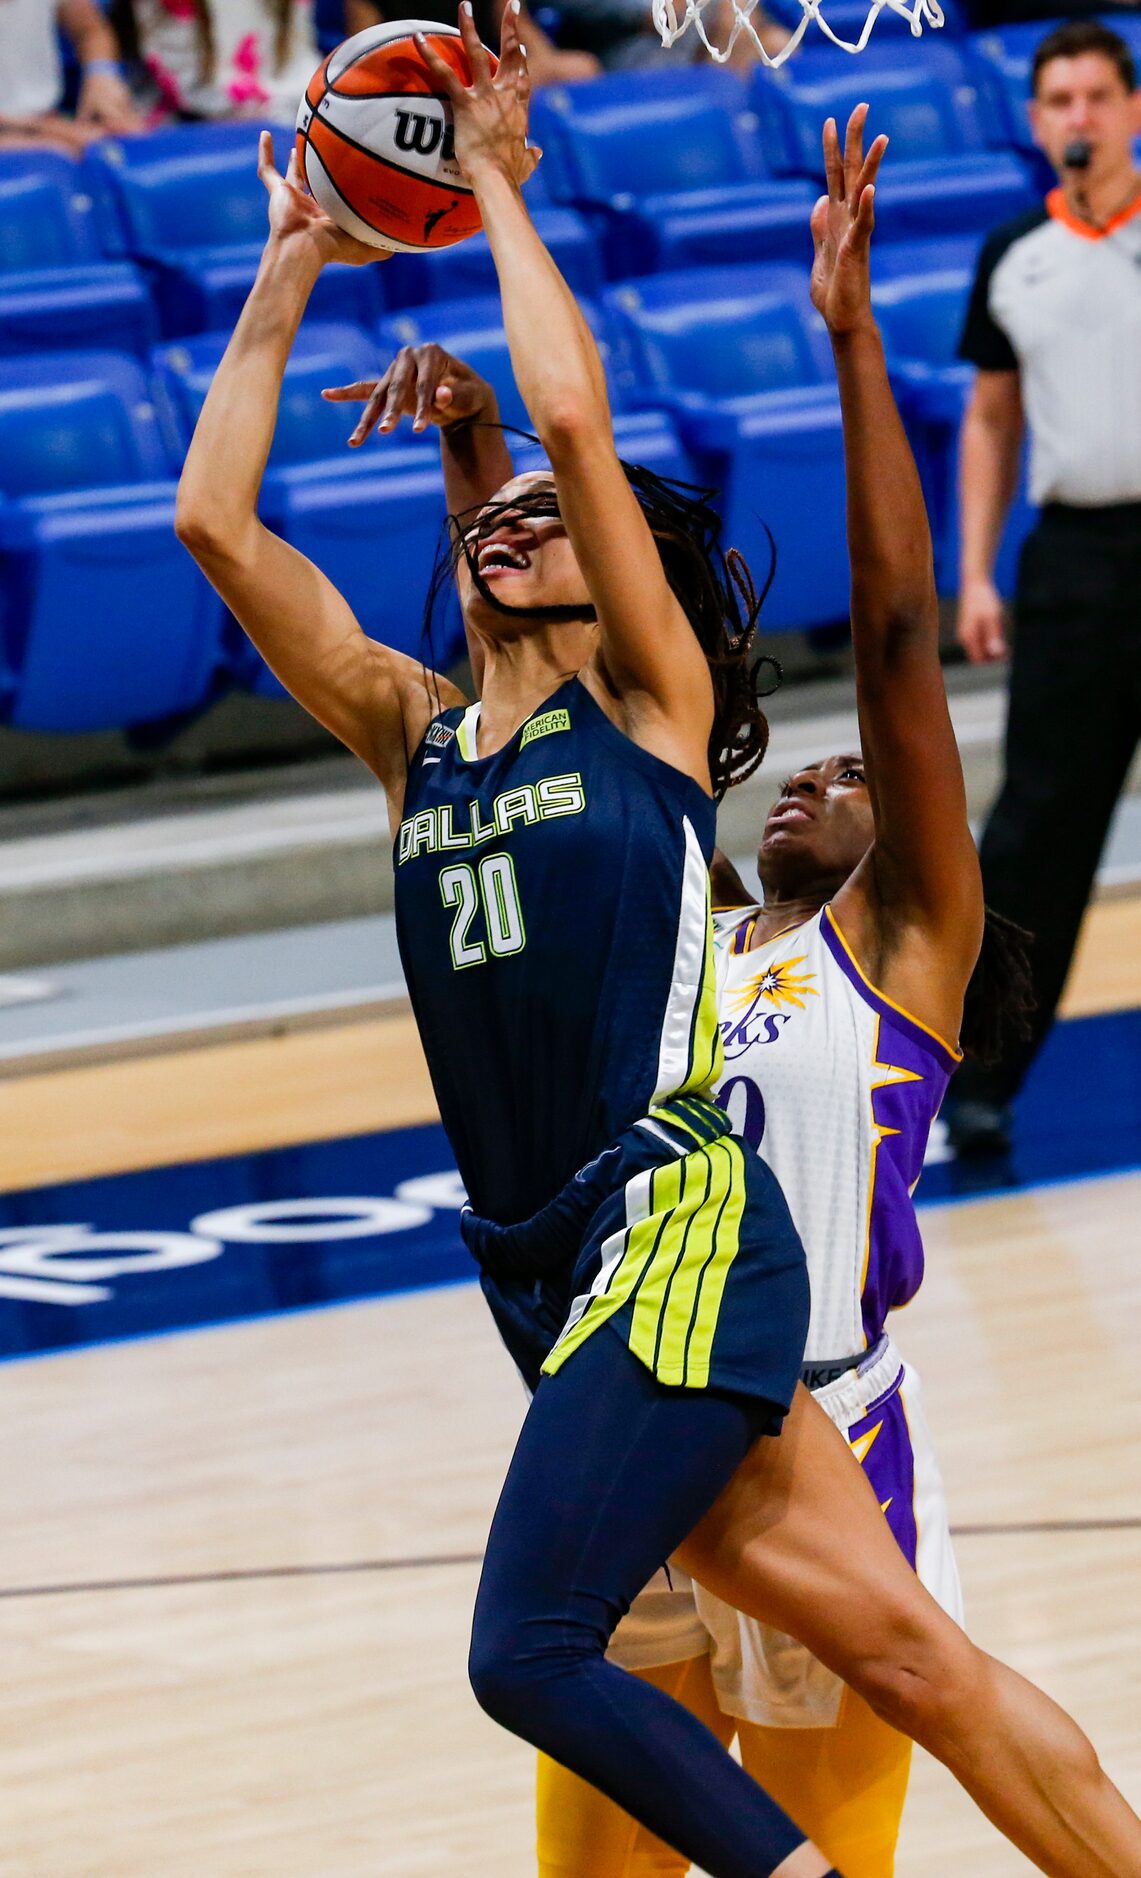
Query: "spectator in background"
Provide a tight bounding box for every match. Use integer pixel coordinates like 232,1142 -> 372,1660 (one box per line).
0,0 -> 142,152
949,19 -> 1141,1154
111,0 -> 323,123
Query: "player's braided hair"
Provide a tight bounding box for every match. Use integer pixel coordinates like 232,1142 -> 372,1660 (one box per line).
422,445 -> 779,800
960,905 -> 1035,1066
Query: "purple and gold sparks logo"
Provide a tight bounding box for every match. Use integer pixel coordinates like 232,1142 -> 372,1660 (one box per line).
720,955 -> 818,1061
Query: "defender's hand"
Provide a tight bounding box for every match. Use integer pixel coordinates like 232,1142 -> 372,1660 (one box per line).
323,345 -> 500,444
415,2 -> 540,190
257,132 -> 386,267
810,105 -> 888,337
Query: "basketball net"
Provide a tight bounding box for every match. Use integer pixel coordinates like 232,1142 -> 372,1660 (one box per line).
652,0 -> 943,65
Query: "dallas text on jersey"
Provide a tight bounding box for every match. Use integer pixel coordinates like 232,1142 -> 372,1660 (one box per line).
396,773 -> 587,864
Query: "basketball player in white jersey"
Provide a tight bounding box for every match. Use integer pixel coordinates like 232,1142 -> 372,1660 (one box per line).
542,806 -> 984,1878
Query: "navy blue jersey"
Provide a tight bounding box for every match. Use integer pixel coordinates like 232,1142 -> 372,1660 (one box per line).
393,677 -> 723,1223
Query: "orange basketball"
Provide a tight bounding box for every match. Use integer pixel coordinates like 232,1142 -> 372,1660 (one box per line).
295,22 -> 497,255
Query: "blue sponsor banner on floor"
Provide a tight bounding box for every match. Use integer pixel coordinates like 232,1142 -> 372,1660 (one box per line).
0,1009 -> 1137,1361
0,1123 -> 466,1360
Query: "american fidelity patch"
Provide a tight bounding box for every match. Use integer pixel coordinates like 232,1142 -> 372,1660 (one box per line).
520,708 -> 571,748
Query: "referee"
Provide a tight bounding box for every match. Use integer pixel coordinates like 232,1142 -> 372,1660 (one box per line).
949,18 -> 1141,1154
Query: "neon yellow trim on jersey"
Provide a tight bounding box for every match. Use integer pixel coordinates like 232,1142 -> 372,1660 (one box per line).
676,909 -> 724,1098
455,703 -> 481,761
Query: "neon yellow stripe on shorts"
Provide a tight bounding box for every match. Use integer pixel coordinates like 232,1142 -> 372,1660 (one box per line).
542,1137 -> 748,1390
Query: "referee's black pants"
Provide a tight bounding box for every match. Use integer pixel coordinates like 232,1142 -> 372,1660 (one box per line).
955,501 -> 1141,1109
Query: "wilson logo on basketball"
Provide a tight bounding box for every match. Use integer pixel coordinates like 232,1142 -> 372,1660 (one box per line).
393,108 -> 456,164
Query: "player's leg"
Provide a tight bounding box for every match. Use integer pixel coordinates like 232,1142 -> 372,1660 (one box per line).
469,1328 -> 837,1878
698,1356 -> 931,1878
680,1383 -> 1141,1878
536,1657 -> 733,1878
737,1697 -> 911,1878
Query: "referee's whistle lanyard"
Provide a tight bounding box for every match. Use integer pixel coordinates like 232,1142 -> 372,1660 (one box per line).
1063,176 -> 1141,233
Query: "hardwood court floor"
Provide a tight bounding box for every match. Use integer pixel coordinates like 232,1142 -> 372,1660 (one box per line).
1,1170 -> 1139,1876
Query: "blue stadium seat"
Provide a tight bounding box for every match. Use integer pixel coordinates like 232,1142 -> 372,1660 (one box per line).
511,407 -> 696,487
531,65 -> 750,200
753,42 -> 1001,168
604,263 -> 833,409
872,260 -> 974,369
86,137 -> 385,336
378,291 -> 691,476
149,320 -> 447,691
872,232 -> 983,279
751,44 -> 1036,235
603,266 -> 849,630
383,201 -> 603,308
765,0 -> 964,37
530,75 -> 816,273
0,351 -> 224,730
871,148 -> 1035,238
0,153 -> 155,355
870,261 -> 1034,592
315,0 -> 346,53
151,321 -> 381,476
968,18 -> 1062,165
250,453 -> 465,674
533,73 -> 760,196
379,293 -> 567,435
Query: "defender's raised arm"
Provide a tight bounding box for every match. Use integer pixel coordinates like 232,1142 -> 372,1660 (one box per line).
813,109 -> 983,1037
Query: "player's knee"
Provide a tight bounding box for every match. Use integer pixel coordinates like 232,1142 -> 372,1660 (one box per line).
848,1613 -> 980,1749
468,1610 -> 599,1739
468,1620 -> 532,1731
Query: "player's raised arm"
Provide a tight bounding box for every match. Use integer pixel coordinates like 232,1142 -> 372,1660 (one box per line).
175,135 -> 464,818
812,109 -> 984,1016
417,4 -> 715,789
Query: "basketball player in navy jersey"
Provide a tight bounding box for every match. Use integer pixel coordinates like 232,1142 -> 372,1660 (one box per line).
175,10 -> 1141,1869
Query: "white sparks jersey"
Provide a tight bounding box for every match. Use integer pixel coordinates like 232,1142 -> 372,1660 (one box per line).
713,904 -> 960,1363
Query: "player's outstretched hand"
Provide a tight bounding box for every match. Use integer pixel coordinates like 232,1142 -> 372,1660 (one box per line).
415,1 -> 540,189
323,346 -> 500,445
810,106 -> 888,337
256,132 -> 386,267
